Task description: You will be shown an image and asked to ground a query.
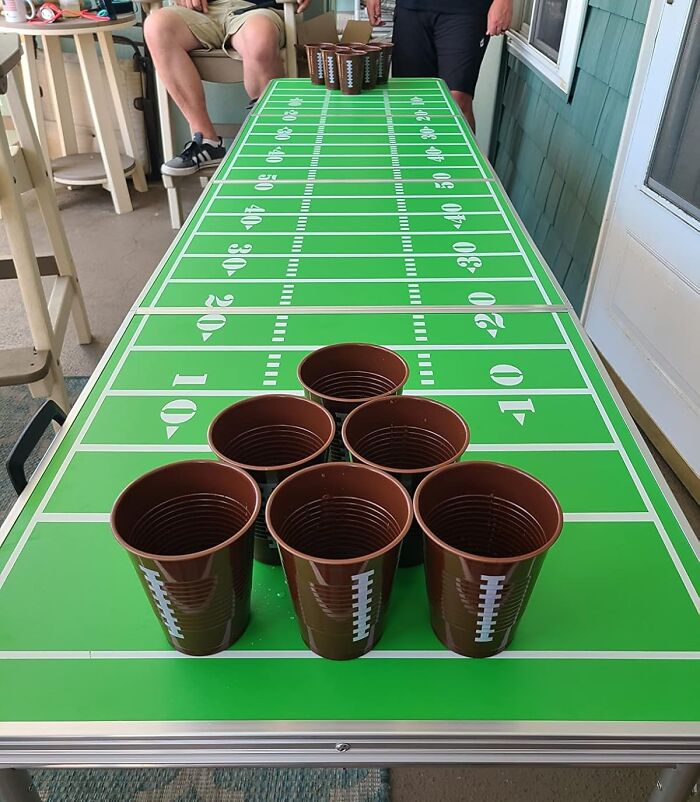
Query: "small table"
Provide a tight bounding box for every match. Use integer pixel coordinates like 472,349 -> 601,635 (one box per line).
0,16 -> 148,213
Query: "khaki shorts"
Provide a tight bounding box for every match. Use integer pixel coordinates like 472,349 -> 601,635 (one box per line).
171,0 -> 285,55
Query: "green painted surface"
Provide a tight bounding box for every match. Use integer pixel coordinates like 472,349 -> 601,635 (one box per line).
0,520 -> 696,656
0,658 -> 698,723
493,1 -> 650,310
0,79 -> 697,726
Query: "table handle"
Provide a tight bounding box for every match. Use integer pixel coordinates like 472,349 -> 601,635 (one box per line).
6,400 -> 66,496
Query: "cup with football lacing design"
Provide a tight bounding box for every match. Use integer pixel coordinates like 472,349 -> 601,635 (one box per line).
414,461 -> 563,657
342,395 -> 469,567
111,460 -> 260,655
208,394 -> 335,565
266,461 -> 412,659
297,343 -> 409,463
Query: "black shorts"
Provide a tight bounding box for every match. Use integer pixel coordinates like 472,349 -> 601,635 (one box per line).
391,7 -> 490,96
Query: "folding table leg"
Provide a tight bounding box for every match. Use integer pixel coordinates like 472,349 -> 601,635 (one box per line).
648,765 -> 699,802
0,769 -> 42,802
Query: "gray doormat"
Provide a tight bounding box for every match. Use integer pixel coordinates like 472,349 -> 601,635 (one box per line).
31,768 -> 390,802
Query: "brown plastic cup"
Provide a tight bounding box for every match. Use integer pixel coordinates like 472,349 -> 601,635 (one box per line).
414,461 -> 563,658
337,49 -> 365,96
361,45 -> 381,89
266,462 -> 413,660
342,396 -> 469,567
321,44 -> 341,90
372,41 -> 394,84
208,394 -> 335,566
111,460 -> 260,656
297,343 -> 410,462
305,42 -> 335,85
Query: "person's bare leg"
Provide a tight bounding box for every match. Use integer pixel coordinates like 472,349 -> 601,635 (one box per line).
145,8 -> 218,140
451,90 -> 476,131
231,15 -> 283,100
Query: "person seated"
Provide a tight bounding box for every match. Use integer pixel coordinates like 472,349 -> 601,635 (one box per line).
145,0 -> 310,176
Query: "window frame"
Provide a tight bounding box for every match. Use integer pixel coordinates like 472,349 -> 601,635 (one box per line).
506,0 -> 588,95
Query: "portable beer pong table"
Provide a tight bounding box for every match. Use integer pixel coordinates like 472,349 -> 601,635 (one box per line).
0,79 -> 698,797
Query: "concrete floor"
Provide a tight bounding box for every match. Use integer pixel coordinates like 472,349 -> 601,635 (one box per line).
0,181 -> 202,377
1,179 -> 698,802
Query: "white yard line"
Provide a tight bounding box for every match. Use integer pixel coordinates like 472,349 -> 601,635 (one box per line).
193,229 -> 510,236
166,277 -> 536,284
219,165 -> 483,171
38,510 -> 647,525
105,387 -> 589,398
235,146 -> 485,152
245,122 -> 464,127
206,210 -> 502,217
563,512 -> 655,523
0,649 -> 696,661
72,442 -> 616,454
130,344 -> 571,352
243,139 -> 469,145
213,177 -> 496,184
39,513 -> 112,523
135,306 -> 564,315
177,252 -> 522,258
77,443 -> 212,453
208,194 -> 495,200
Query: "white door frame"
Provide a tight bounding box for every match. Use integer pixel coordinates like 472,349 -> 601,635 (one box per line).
580,0 -> 665,320
581,0 -> 699,491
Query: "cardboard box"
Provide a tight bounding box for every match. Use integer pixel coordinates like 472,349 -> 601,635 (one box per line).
295,13 -> 373,77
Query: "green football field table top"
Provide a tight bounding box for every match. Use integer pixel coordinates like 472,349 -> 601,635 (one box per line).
0,78 -> 698,768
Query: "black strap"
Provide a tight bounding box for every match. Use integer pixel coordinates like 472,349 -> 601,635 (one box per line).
233,0 -> 282,14
6,400 -> 67,496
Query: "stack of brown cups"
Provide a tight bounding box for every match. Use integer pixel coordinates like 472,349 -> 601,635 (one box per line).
337,48 -> 366,95
309,41 -> 385,93
208,395 -> 335,565
373,41 -> 394,84
305,42 -> 336,85
341,43 -> 381,90
111,460 -> 260,655
342,396 -> 469,567
320,44 -> 340,90
414,461 -> 563,657
361,45 -> 382,89
266,462 -> 412,660
298,343 -> 409,462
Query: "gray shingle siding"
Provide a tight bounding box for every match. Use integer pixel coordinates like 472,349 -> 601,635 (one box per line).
492,0 -> 650,310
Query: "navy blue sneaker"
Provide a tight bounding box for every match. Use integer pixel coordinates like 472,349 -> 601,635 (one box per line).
161,132 -> 225,176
